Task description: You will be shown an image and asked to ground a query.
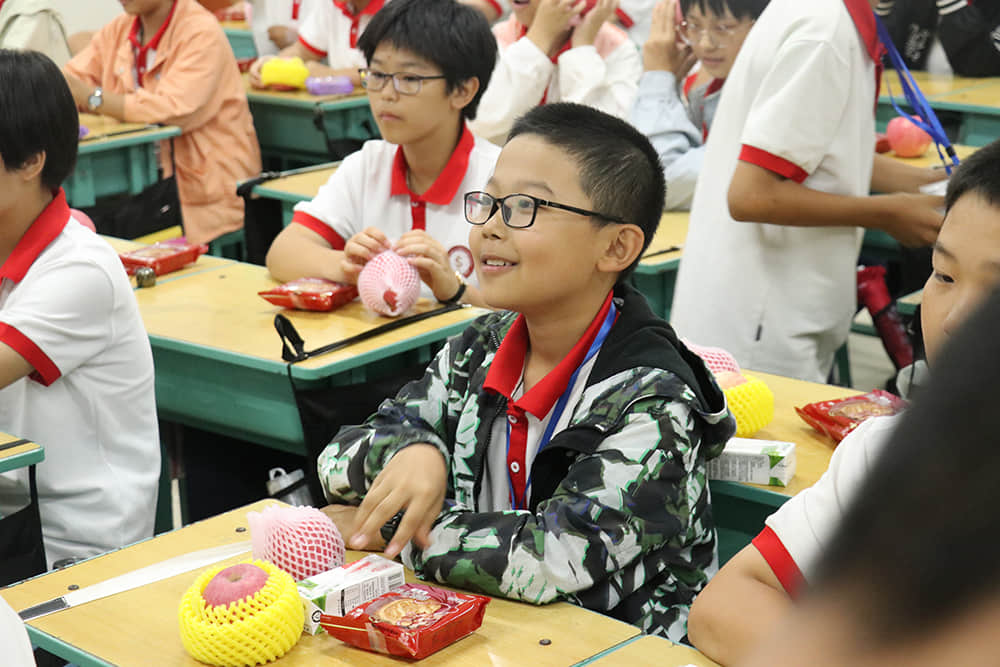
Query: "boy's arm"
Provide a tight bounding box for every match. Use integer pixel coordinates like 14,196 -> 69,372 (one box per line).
870,152 -> 943,194
937,0 -> 1000,77
728,161 -> 944,247
0,344 -> 35,390
687,545 -> 790,665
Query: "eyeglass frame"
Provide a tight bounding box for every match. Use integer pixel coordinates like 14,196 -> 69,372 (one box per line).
676,18 -> 754,47
358,68 -> 448,95
464,191 -> 628,229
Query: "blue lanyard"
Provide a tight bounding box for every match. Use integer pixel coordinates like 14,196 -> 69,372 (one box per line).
505,300 -> 617,510
875,16 -> 960,175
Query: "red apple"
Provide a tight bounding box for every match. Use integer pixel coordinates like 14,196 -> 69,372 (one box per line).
887,115 -> 932,158
202,563 -> 269,607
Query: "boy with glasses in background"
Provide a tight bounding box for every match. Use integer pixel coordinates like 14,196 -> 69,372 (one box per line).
266,0 -> 498,307
317,102 -> 736,641
630,0 -> 767,210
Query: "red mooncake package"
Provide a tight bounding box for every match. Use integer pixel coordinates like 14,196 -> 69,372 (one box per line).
796,390 -> 907,443
259,278 -> 359,311
319,584 -> 489,659
119,238 -> 208,276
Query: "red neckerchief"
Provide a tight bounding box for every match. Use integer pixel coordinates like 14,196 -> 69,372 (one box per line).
516,23 -> 571,105
128,0 -> 178,86
332,0 -> 386,48
842,0 -> 887,100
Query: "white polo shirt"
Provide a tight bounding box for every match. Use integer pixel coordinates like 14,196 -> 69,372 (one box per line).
296,0 -> 386,70
0,191 -> 159,568
249,0 -> 319,57
753,415 -> 898,595
669,0 -> 884,383
291,125 -> 500,298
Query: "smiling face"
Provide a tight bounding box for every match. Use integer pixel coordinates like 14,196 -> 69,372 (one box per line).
921,192 -> 1000,364
681,4 -> 755,80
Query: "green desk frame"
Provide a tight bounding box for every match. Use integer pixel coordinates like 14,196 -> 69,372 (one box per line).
630,255 -> 680,322
250,161 -> 339,226
0,442 -> 44,474
224,26 -> 257,60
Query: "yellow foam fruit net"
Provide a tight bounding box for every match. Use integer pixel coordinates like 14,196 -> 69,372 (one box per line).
724,374 -> 775,437
179,559 -> 303,667
260,57 -> 310,89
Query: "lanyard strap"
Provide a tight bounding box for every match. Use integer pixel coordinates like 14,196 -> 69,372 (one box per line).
505,301 -> 617,510
875,15 -> 960,174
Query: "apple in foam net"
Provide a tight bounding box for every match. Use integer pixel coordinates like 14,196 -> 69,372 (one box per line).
887,115 -> 932,158
201,563 -> 270,607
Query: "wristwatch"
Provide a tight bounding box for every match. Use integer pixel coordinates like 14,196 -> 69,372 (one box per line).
87,86 -> 104,112
440,272 -> 467,305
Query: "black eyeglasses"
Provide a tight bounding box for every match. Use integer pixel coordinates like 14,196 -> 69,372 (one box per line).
358,68 -> 447,95
464,191 -> 628,229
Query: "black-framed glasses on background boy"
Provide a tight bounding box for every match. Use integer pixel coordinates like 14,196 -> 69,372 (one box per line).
464,191 -> 628,229
358,68 -> 447,95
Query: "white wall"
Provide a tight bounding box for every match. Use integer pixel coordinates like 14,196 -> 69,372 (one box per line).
55,0 -> 123,33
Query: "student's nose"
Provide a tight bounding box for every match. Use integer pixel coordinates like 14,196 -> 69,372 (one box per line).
380,78 -> 400,101
479,207 -> 506,238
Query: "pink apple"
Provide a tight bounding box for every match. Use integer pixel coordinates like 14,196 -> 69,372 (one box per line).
887,115 -> 932,158
202,563 -> 269,607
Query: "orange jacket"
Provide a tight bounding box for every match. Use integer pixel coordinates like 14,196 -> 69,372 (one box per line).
65,0 -> 262,244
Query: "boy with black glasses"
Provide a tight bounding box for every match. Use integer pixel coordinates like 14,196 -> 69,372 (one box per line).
318,102 -> 736,641
266,0 -> 498,307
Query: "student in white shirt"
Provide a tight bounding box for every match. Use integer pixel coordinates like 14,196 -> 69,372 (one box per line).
686,138 -> 1000,666
0,0 -> 70,66
0,50 -> 159,569
469,0 -> 641,146
247,0 -> 318,56
266,0 -> 499,307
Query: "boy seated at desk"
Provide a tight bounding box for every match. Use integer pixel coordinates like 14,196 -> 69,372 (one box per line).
686,138 -> 1000,666
266,0 -> 499,308
0,50 -> 159,569
248,0 -> 384,87
318,102 -> 736,641
247,0 -> 319,57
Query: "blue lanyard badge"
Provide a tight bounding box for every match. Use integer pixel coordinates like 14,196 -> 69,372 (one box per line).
505,301 -> 617,510
875,16 -> 960,174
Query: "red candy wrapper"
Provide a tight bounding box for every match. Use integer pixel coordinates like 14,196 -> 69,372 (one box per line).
259,278 -> 358,311
796,390 -> 907,443
119,238 -> 208,276
319,584 -> 489,659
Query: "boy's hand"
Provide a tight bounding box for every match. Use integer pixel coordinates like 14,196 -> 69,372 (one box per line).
248,56 -> 274,88
267,25 -> 298,50
341,227 -> 391,279
64,73 -> 91,110
643,0 -> 696,78
527,0 -> 581,56
320,504 -> 387,551
348,444 -> 448,559
394,230 -> 463,302
879,193 -> 945,247
572,0 -> 618,48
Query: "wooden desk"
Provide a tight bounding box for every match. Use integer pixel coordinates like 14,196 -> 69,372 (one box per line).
101,236 -> 238,287
251,162 -> 340,225
246,78 -> 378,166
67,114 -> 182,209
587,635 -> 720,666
3,500 -> 640,667
220,19 -> 257,60
0,433 -> 43,475
877,73 -> 1000,147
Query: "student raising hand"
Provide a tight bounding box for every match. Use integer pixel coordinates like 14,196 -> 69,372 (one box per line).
572,0 -> 620,49
642,0 -> 696,79
526,0 -> 582,56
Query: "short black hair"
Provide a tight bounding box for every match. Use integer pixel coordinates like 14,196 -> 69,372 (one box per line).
507,103 -> 666,281
812,284 -> 1000,644
0,49 -> 78,190
679,0 -> 769,21
357,0 -> 496,121
945,139 -> 1000,212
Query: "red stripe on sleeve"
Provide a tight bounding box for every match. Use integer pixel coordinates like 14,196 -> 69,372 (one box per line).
752,526 -> 805,598
297,35 -> 327,57
291,211 -> 346,250
0,322 -> 61,386
739,145 -> 810,184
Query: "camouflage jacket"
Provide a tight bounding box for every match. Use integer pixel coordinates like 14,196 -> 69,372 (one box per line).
318,284 -> 735,641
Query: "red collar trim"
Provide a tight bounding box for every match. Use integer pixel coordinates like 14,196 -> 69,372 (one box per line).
129,0 -> 178,83
332,0 -> 386,47
842,0 -> 885,63
705,77 -> 725,96
0,190 -> 70,283
484,291 -> 614,419
389,124 -> 475,206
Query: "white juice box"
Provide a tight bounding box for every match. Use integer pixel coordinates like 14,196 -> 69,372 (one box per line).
707,438 -> 796,487
297,554 -> 406,634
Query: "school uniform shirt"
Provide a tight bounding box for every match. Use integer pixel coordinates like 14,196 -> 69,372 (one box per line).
296,0 -> 386,70
249,0 -> 319,57
290,125 -> 499,299
0,191 -> 159,567
64,0 -> 262,245
469,15 -> 642,146
753,415 -> 899,595
0,0 -> 71,67
630,71 -> 723,211
0,597 -> 33,667
670,0 -> 882,383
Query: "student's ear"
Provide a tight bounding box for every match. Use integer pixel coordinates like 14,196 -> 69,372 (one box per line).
17,152 -> 46,183
449,77 -> 480,113
596,223 -> 644,275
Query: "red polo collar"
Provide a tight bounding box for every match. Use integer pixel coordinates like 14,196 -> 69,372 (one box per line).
389,124 -> 475,206
0,190 -> 70,283
332,0 -> 386,48
842,0 -> 885,64
484,291 -> 614,419
129,0 -> 178,85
